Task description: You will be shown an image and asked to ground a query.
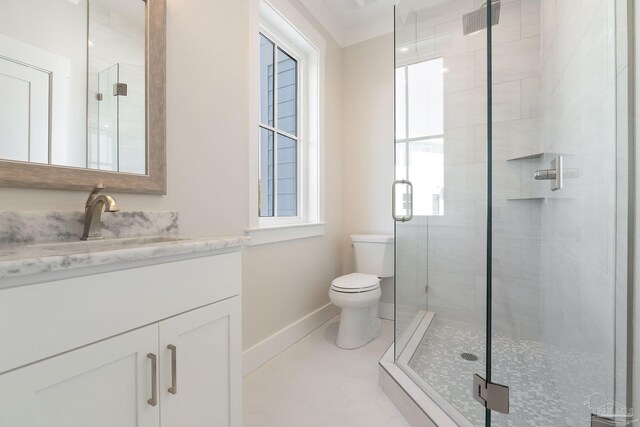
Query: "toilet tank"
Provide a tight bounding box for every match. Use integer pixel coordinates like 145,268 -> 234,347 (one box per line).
351,234 -> 394,278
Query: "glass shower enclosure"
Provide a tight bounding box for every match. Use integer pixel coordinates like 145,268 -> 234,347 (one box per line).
393,0 -> 632,425
88,63 -> 146,174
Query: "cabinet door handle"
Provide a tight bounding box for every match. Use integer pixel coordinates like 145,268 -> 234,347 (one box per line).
147,353 -> 158,406
167,344 -> 177,394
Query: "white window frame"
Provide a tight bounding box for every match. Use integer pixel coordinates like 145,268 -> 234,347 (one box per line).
247,0 -> 326,245
258,29 -> 303,224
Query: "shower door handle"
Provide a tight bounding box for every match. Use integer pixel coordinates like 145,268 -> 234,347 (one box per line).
392,179 -> 413,222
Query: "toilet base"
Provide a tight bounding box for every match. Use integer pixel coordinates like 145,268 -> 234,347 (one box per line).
329,288 -> 382,349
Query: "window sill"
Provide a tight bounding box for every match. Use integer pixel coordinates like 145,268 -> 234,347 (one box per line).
245,222 -> 326,246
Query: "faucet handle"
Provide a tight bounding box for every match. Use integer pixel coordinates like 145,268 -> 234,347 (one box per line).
85,183 -> 105,207
90,183 -> 105,194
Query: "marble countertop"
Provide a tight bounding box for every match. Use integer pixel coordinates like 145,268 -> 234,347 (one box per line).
0,235 -> 250,283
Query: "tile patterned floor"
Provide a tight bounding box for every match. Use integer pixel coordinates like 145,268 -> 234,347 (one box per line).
243,317 -> 409,427
407,321 -> 606,426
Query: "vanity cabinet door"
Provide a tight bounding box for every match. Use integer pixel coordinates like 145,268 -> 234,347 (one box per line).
0,325 -> 160,427
159,297 -> 242,427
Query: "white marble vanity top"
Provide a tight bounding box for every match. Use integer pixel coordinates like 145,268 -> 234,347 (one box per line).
0,235 -> 249,282
0,211 -> 249,284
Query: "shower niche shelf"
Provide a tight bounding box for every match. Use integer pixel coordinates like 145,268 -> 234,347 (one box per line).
505,153 -> 550,200
506,197 -> 546,201
506,152 -> 546,161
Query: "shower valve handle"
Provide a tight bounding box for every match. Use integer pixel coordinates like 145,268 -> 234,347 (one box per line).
534,155 -> 563,191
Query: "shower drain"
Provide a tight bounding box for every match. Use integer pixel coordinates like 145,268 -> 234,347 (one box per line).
460,352 -> 479,362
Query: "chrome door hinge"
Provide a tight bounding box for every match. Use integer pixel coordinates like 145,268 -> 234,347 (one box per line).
473,374 -> 509,414
113,83 -> 128,97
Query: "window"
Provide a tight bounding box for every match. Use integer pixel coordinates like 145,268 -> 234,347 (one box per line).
258,33 -> 299,218
395,58 -> 445,216
248,0 -> 324,245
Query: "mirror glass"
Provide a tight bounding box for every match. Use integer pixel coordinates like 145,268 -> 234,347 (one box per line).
0,0 -> 147,174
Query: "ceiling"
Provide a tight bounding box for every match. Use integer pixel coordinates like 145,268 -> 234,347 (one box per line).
299,0 -> 397,47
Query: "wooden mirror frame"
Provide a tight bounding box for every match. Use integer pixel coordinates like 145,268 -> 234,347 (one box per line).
0,0 -> 166,195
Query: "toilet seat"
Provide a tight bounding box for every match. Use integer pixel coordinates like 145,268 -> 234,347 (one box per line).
331,273 -> 380,293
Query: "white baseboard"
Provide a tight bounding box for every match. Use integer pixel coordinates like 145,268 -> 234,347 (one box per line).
242,302 -> 340,377
379,302 -> 394,320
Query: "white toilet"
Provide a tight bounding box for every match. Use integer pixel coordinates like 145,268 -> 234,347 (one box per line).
329,234 -> 394,349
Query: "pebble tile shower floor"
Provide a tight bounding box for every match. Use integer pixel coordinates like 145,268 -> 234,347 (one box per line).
408,322 -> 607,426
243,317 -> 409,427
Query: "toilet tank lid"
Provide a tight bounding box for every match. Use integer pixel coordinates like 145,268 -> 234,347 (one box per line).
350,234 -> 394,243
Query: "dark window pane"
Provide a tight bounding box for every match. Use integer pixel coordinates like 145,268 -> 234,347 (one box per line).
276,134 -> 297,216
276,48 -> 297,135
259,34 -> 274,126
259,128 -> 274,217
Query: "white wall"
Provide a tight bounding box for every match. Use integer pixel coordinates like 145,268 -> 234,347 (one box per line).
0,0 -> 88,167
242,0 -> 345,349
0,0 -> 345,354
341,34 -> 395,306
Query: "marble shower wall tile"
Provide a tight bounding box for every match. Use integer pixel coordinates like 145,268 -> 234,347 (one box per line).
400,0 -> 543,337
0,211 -> 178,244
537,0 -> 620,423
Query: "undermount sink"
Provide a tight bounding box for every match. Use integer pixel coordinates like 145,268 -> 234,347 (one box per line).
2,236 -> 189,260
32,236 -> 186,253
0,234 -> 249,283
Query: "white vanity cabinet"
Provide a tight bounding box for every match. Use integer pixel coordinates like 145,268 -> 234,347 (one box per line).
0,248 -> 243,427
0,324 -> 161,427
159,298 -> 241,426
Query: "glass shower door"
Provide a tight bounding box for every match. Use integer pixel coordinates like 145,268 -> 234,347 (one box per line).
489,0 -> 629,426
393,0 -> 630,426
394,0 -> 489,425
90,63 -> 146,173
93,64 -> 118,171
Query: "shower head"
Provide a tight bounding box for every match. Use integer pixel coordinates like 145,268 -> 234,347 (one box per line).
462,1 -> 501,36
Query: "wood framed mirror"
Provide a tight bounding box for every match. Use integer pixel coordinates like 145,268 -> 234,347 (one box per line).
0,0 -> 166,194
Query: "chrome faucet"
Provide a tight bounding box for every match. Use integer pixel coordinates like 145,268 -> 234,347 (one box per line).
81,183 -> 119,240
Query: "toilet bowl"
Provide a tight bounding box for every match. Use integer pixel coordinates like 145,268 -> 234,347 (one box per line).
329,234 -> 393,349
329,273 -> 382,349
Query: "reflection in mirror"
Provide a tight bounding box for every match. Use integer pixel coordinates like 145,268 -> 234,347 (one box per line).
0,0 -> 146,174
0,0 -> 88,167
88,0 -> 146,174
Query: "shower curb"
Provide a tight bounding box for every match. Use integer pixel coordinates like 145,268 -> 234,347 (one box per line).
379,344 -> 454,427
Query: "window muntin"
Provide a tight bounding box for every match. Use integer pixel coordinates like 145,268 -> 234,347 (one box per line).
258,33 -> 299,218
396,58 -> 445,216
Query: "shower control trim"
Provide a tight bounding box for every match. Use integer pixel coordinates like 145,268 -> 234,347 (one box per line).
534,155 -> 563,191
